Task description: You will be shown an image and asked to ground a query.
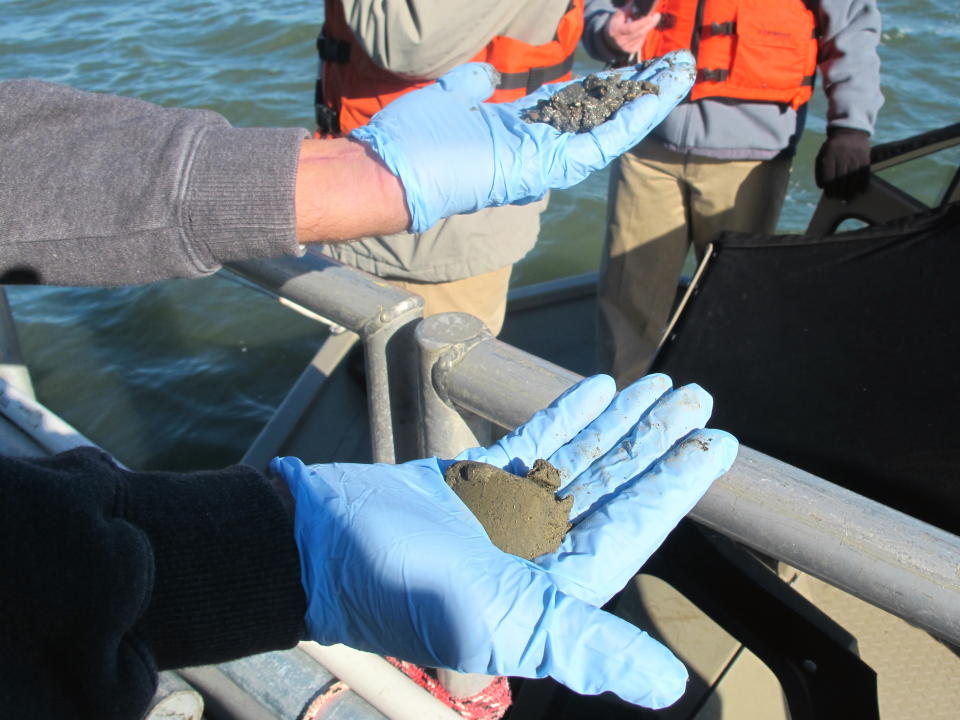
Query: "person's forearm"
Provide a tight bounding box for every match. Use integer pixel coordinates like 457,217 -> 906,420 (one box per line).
295,137 -> 410,243
817,0 -> 883,134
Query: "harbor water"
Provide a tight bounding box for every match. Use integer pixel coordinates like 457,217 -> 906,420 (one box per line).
2,0 -> 958,471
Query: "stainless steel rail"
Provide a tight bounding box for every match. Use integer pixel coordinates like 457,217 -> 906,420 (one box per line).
229,251 -> 423,464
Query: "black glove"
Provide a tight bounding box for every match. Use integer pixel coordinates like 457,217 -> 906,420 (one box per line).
815,127 -> 872,201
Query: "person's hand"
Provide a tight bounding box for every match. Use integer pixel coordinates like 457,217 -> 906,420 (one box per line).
271,373 -> 738,709
815,127 -> 872,201
606,5 -> 662,57
350,51 -> 696,232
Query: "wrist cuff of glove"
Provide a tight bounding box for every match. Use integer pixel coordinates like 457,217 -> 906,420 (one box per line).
350,125 -> 433,233
826,127 -> 870,140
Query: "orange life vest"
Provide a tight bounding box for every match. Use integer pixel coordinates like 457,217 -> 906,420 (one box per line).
316,0 -> 584,136
641,0 -> 818,110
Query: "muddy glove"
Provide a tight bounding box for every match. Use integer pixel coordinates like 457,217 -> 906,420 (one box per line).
271,373 -> 737,709
815,127 -> 872,201
350,51 -> 696,232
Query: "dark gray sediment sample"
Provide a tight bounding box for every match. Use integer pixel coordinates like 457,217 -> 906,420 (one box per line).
445,459 -> 572,560
522,73 -> 659,133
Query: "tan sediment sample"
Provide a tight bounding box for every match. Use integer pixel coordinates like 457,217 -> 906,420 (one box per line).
444,459 -> 572,560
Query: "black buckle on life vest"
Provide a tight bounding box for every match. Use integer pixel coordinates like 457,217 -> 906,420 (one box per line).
801,74 -> 815,87
701,21 -> 736,39
317,32 -> 350,64
314,78 -> 341,137
697,68 -> 729,83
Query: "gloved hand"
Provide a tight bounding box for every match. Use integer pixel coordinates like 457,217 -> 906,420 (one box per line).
815,127 -> 872,201
271,373 -> 738,709
350,51 -> 696,232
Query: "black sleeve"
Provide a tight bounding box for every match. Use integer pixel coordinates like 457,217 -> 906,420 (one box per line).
0,447 -> 307,720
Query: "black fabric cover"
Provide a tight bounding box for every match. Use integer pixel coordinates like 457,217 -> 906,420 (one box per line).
653,202 -> 960,535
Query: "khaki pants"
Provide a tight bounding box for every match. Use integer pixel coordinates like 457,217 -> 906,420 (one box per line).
598,141 -> 792,385
391,264 -> 513,336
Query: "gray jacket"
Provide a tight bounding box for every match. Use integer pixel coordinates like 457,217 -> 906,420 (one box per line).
320,0 -> 570,283
0,79 -> 306,286
582,0 -> 883,160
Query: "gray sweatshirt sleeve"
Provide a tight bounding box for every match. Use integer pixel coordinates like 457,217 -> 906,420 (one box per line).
818,0 -> 884,135
0,79 -> 309,287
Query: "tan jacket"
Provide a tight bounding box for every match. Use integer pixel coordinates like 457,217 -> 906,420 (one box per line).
320,0 -> 572,283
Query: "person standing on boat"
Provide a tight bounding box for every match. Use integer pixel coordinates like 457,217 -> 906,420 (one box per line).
312,0 -> 584,337
1,56 -> 742,720
582,0 -> 884,385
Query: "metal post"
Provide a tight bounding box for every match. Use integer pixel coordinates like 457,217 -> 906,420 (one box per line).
0,377 -> 99,457
414,312 -> 499,698
228,253 -> 424,464
144,672 -> 204,720
300,643 -> 463,720
415,312 -> 493,459
0,288 -> 35,400
359,298 -> 422,464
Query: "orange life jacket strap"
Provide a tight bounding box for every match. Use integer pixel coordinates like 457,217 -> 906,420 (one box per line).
496,52 -> 576,94
698,20 -> 818,41
698,68 -> 814,86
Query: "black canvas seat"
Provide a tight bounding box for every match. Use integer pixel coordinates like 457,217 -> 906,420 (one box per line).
653,201 -> 960,535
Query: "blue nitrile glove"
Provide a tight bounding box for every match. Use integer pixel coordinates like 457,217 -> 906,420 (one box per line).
350,51 -> 696,232
271,373 -> 737,709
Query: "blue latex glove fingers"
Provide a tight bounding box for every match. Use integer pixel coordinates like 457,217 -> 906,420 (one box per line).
433,62 -> 500,104
539,429 -> 739,606
561,383 -> 715,522
455,374 -> 616,474
527,591 -> 689,708
458,375 -> 710,514
549,373 -> 672,489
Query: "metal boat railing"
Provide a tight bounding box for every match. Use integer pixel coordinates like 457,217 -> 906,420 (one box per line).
226,251 -> 960,650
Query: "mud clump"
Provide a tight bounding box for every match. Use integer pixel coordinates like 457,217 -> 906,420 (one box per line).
445,459 -> 572,560
522,74 -> 659,133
